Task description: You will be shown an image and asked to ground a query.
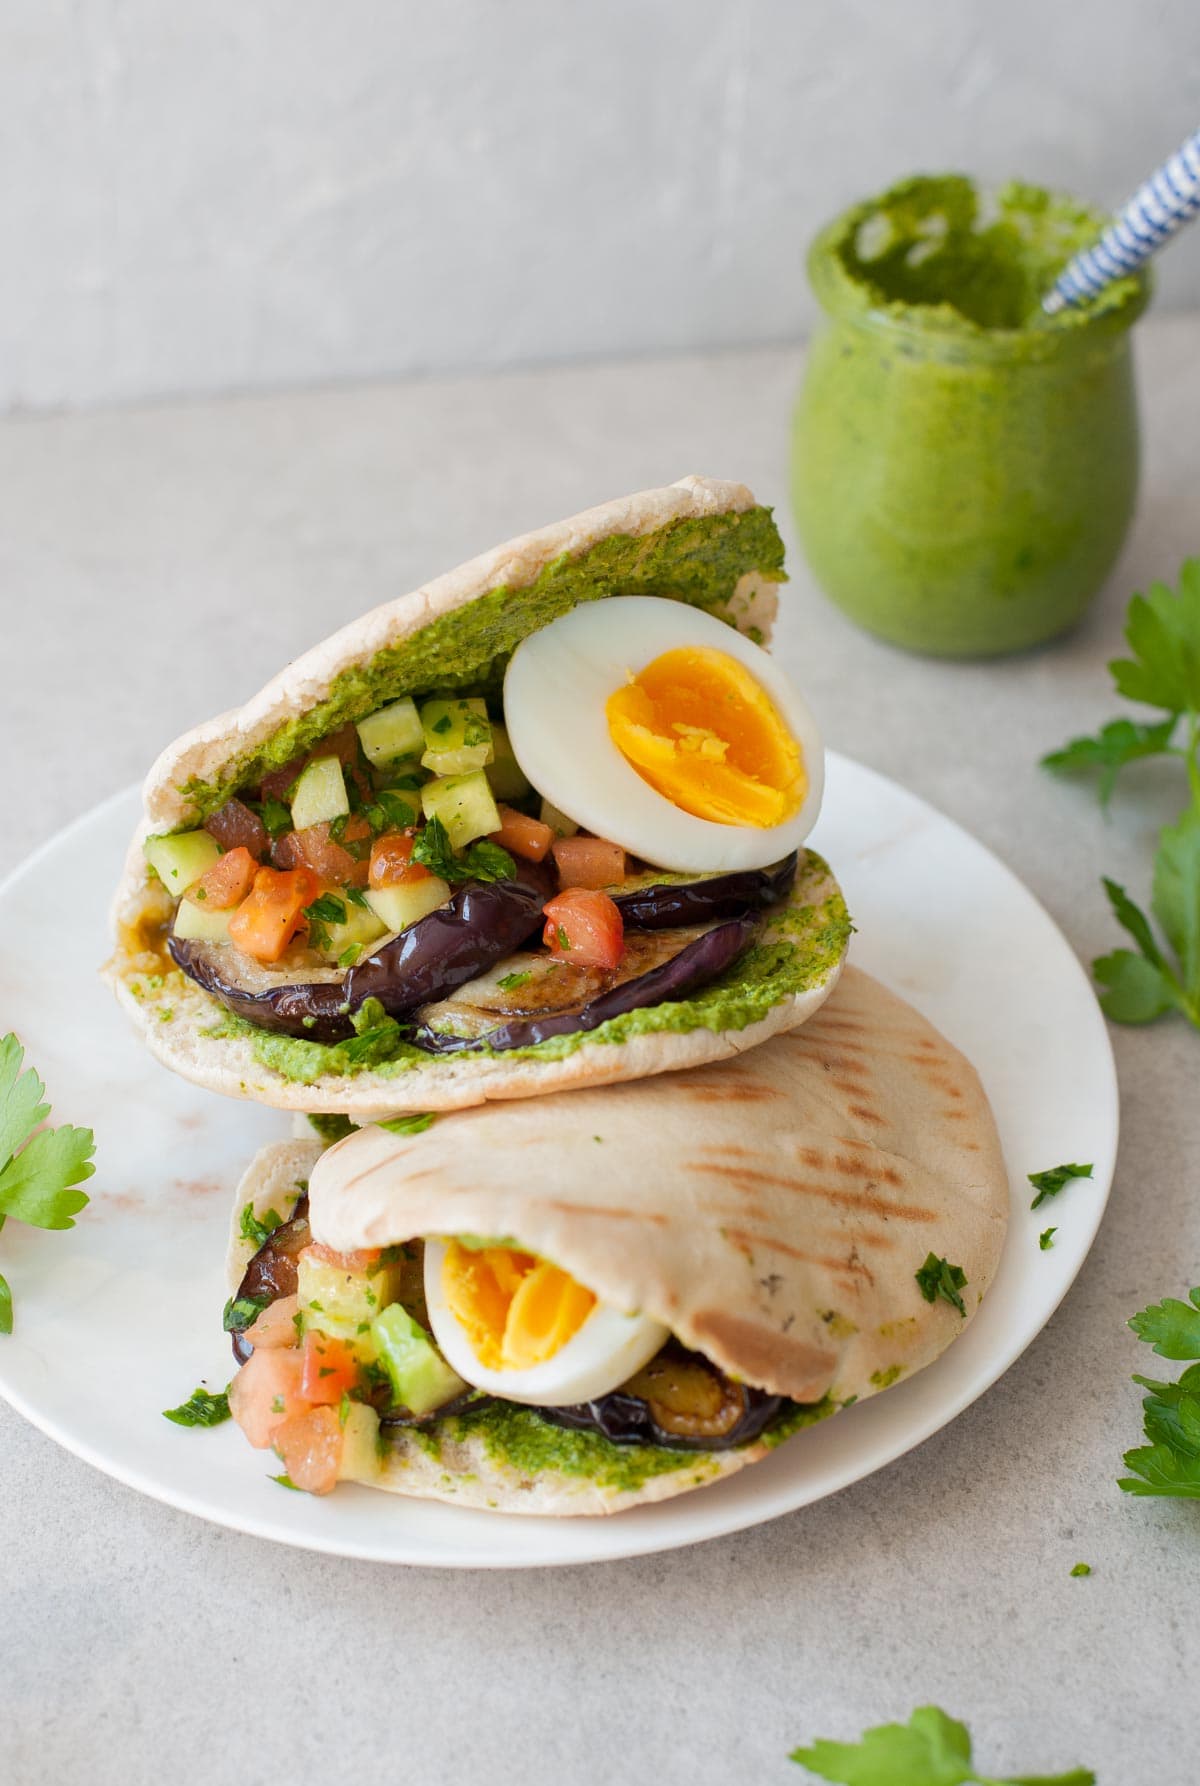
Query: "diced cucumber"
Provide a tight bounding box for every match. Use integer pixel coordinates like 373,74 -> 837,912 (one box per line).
297,1251 -> 399,1344
356,697 -> 424,767
419,697 -> 494,777
290,756 -> 349,832
422,770 -> 501,849
172,899 -> 234,945
370,1303 -> 467,1416
539,797 -> 579,839
365,876 -> 451,933
337,1401 -> 382,1485
144,829 -> 222,893
485,720 -> 531,801
314,899 -> 389,966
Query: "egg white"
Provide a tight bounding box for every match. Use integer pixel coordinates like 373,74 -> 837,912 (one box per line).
503,596 -> 824,873
423,1239 -> 669,1407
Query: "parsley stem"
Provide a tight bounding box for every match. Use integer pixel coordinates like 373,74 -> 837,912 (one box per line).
1188,712 -> 1200,811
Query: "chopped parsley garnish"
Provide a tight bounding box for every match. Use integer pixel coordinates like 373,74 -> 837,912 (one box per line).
378,1112 -> 437,1136
344,885 -> 371,909
914,1253 -> 967,1317
223,1293 -> 270,1333
339,1391 -> 352,1427
0,1032 -> 96,1335
1070,1561 -> 1092,1577
496,971 -> 532,992
790,1704 -> 1093,1784
254,797 -> 293,839
367,789 -> 417,834
1039,1227 -> 1057,1251
1028,1161 -> 1093,1211
338,945 -> 361,966
239,1201 -> 283,1250
1120,1283 -> 1200,1497
411,815 -> 514,884
303,892 -> 347,952
556,925 -> 570,951
163,1385 -> 231,1428
270,1473 -> 302,1491
430,713 -> 452,734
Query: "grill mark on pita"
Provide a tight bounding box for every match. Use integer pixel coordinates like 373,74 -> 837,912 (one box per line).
724,1227 -> 878,1286
690,1161 -> 936,1223
846,1103 -> 887,1126
672,1079 -> 784,1103
544,1202 -> 668,1225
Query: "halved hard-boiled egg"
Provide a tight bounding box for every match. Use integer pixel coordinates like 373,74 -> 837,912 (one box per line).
423,1237 -> 668,1406
503,596 -> 823,871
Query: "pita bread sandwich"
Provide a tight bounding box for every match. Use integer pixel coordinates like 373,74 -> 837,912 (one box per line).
108,476 -> 849,1119
220,968 -> 1008,1515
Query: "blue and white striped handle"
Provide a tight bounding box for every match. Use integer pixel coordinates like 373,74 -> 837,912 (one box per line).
1042,128 -> 1200,314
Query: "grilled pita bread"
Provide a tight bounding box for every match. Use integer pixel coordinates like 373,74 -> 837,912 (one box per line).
230,968 -> 1008,1515
106,475 -> 848,1115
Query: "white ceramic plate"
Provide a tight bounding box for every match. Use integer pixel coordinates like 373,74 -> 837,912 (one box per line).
0,756 -> 1117,1568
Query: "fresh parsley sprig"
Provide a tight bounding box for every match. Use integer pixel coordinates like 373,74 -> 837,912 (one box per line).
1119,1283 -> 1200,1498
0,1034 -> 96,1335
790,1704 -> 1094,1784
1028,1161 -> 1092,1211
1042,560 -> 1200,1028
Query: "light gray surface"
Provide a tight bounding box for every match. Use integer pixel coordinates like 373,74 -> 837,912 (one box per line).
3,316 -> 1198,1784
5,0 -> 1200,411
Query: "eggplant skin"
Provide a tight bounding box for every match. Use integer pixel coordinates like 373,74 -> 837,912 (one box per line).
526,1376 -> 784,1452
230,1194 -> 311,1365
613,853 -> 797,929
169,874 -> 549,1044
408,913 -> 756,1054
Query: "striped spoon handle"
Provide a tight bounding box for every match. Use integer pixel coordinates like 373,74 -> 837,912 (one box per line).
1042,127 -> 1200,315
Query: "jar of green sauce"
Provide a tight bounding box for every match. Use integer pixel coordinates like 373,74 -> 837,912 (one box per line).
791,175 -> 1149,656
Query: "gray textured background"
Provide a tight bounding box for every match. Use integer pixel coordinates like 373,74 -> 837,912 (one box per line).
4,0 -> 1200,412
3,321 -> 1199,1784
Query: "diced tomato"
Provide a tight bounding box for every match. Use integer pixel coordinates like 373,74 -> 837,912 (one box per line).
244,1293 -> 300,1351
205,797 -> 268,860
228,1346 -> 308,1448
543,888 -> 625,969
228,865 -> 320,963
275,817 -> 371,887
301,1331 -> 361,1404
303,1240 -> 382,1274
369,831 -> 432,888
551,833 -> 627,891
272,1405 -> 343,1496
188,845 -> 257,911
489,806 -> 554,863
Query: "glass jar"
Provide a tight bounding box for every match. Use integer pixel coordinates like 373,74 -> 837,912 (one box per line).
791,176 -> 1149,657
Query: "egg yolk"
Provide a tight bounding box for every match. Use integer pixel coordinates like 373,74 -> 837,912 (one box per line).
441,1240 -> 596,1372
604,646 -> 805,827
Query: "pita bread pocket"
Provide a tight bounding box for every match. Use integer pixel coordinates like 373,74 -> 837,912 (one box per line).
108,477 -> 849,1116
222,968 -> 1008,1515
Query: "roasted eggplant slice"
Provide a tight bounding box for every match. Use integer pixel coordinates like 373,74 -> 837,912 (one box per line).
536,1344 -> 785,1451
229,1194 -> 311,1364
407,913 -> 756,1053
613,853 -> 797,929
170,872 -> 550,1043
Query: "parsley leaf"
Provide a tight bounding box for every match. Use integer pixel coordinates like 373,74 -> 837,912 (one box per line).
1027,1161 -> 1093,1211
1039,1227 -> 1057,1250
1042,715 -> 1179,806
270,1472 -> 302,1491
223,1293 -> 270,1333
0,1035 -> 95,1333
257,797 -> 293,839
496,970 -> 532,992
411,815 -> 514,885
789,1703 -> 1093,1785
1120,1285 -> 1200,1497
914,1254 -> 967,1316
163,1385 -> 232,1427
378,1112 -> 436,1136
239,1201 -> 283,1250
1109,558 -> 1200,715
1070,1561 -> 1091,1577
1128,1285 -> 1200,1358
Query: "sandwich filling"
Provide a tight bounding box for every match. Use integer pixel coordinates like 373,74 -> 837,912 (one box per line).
225,1189 -> 820,1497
127,556 -> 845,1076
